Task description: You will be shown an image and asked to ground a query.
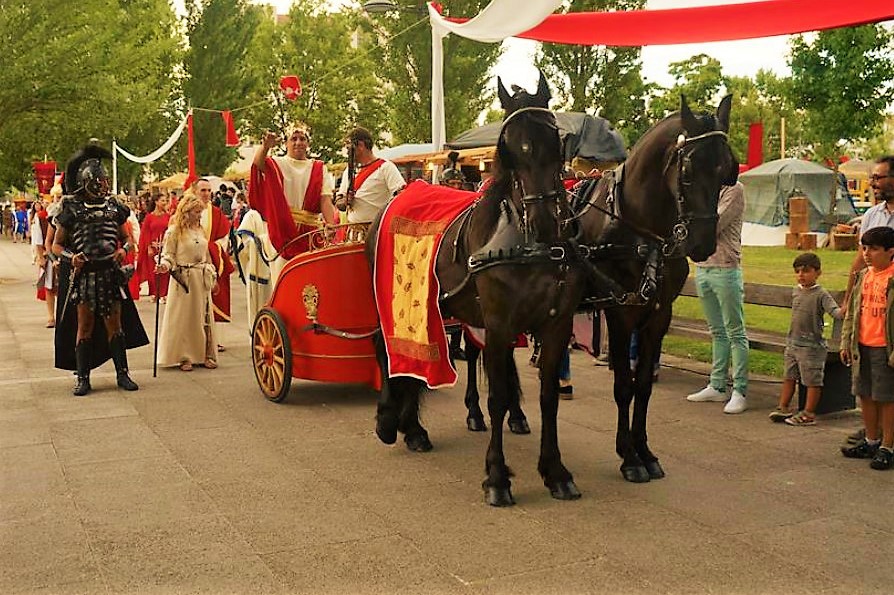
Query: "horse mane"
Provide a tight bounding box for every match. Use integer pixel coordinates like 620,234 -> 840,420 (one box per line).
479,149 -> 512,222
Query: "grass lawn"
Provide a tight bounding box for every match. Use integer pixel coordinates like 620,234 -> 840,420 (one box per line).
663,245 -> 857,377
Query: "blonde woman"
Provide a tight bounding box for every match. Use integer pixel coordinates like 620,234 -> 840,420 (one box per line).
155,194 -> 218,371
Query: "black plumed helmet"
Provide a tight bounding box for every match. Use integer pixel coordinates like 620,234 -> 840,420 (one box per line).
64,144 -> 112,196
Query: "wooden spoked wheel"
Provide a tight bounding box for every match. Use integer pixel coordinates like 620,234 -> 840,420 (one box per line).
252,308 -> 293,403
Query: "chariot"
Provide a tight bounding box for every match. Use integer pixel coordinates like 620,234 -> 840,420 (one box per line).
250,224 -> 381,402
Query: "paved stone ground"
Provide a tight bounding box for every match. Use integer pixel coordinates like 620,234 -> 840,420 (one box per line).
1,234 -> 890,595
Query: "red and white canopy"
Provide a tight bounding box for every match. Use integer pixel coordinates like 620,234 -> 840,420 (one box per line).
427,0 -> 894,149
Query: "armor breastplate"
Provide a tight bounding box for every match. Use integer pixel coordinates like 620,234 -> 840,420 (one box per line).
64,198 -> 121,260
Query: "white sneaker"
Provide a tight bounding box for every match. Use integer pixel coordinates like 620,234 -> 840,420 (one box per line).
723,390 -> 747,414
686,385 -> 727,402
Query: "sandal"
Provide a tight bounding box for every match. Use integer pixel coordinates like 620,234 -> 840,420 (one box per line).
179,361 -> 193,372
46,320 -> 56,328
784,411 -> 816,426
203,359 -> 218,369
768,407 -> 794,423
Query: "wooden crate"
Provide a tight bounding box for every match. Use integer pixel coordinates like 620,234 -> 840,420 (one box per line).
785,232 -> 801,250
799,233 -> 817,250
789,196 -> 808,215
789,213 -> 809,234
830,233 -> 858,251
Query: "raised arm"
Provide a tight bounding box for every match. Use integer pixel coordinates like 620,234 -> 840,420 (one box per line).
252,131 -> 280,173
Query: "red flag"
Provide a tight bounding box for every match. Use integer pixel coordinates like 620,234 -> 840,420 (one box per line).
33,161 -> 57,195
746,122 -> 763,170
221,110 -> 240,147
184,112 -> 197,190
279,75 -> 301,101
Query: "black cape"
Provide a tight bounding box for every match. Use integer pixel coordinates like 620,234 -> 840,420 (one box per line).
54,260 -> 150,371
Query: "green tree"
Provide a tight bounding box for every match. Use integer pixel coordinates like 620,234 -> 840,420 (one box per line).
184,0 -> 265,176
788,24 -> 894,160
535,0 -> 648,144
647,54 -> 724,123
0,0 -> 180,190
370,1 -> 502,145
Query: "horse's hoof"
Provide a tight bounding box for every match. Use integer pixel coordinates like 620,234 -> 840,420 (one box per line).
645,460 -> 665,480
466,416 -> 487,432
484,486 -> 515,507
548,480 -> 582,500
508,418 -> 531,435
621,465 -> 651,483
404,432 -> 433,452
375,415 -> 398,445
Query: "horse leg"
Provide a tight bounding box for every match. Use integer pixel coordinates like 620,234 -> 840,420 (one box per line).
374,334 -> 400,445
536,326 -> 580,500
482,341 -> 515,506
606,314 -> 650,483
463,341 -> 487,432
631,325 -> 668,480
397,377 -> 433,452
506,353 -> 531,435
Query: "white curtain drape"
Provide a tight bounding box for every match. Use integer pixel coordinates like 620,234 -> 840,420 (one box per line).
114,111 -> 190,164
112,111 -> 191,193
428,0 -> 562,150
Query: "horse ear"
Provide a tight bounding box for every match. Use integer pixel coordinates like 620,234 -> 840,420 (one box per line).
536,70 -> 552,105
715,94 -> 733,133
497,77 -> 512,110
680,95 -> 698,133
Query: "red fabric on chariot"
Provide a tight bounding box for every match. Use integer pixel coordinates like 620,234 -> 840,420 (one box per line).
448,1 -> 894,47
373,180 -> 478,389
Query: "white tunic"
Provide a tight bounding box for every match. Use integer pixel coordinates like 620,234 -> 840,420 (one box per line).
337,160 -> 406,223
272,156 -> 334,210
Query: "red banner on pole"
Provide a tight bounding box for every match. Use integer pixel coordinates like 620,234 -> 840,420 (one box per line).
33,161 -> 57,195
747,122 -> 764,170
221,110 -> 240,147
184,112 -> 197,190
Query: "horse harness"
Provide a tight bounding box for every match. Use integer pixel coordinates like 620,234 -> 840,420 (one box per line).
439,106 -> 579,313
440,127 -> 729,312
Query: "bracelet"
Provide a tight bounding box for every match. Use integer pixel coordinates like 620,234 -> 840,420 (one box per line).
61,249 -> 75,260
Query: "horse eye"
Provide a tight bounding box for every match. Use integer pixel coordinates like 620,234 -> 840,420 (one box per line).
521,143 -> 531,154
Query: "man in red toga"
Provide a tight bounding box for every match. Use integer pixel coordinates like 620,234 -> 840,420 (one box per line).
194,179 -> 235,343
250,126 -> 338,259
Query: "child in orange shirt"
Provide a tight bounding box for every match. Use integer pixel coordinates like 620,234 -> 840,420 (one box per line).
840,226 -> 894,469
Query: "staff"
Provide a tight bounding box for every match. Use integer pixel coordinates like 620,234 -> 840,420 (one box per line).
152,240 -> 162,378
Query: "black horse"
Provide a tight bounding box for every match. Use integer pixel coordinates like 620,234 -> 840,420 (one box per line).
575,96 -> 738,483
367,73 -> 586,506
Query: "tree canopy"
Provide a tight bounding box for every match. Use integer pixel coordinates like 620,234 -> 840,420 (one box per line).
1,2 -> 891,193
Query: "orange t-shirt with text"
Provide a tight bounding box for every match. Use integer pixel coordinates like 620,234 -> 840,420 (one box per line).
858,263 -> 894,347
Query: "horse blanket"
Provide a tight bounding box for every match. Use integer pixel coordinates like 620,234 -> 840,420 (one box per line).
373,180 -> 478,388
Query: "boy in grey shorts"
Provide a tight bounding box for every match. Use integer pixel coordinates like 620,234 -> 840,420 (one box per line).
840,226 -> 894,470
769,253 -> 842,426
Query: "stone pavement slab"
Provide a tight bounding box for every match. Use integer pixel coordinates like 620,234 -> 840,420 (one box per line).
0,235 -> 889,595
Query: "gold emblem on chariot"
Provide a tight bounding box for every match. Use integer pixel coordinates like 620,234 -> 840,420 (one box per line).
302,284 -> 320,321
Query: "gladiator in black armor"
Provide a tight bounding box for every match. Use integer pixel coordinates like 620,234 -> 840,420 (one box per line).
52,145 -> 143,396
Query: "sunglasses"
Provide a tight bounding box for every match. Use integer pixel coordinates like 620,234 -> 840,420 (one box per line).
870,174 -> 894,182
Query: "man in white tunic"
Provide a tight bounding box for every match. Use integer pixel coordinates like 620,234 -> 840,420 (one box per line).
335,127 -> 405,224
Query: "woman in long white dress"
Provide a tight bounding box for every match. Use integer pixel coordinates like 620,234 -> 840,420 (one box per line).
155,194 -> 218,371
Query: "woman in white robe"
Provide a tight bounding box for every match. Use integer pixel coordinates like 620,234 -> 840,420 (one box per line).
155,194 -> 218,371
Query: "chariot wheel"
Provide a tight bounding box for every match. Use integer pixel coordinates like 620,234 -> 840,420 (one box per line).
252,307 -> 293,402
